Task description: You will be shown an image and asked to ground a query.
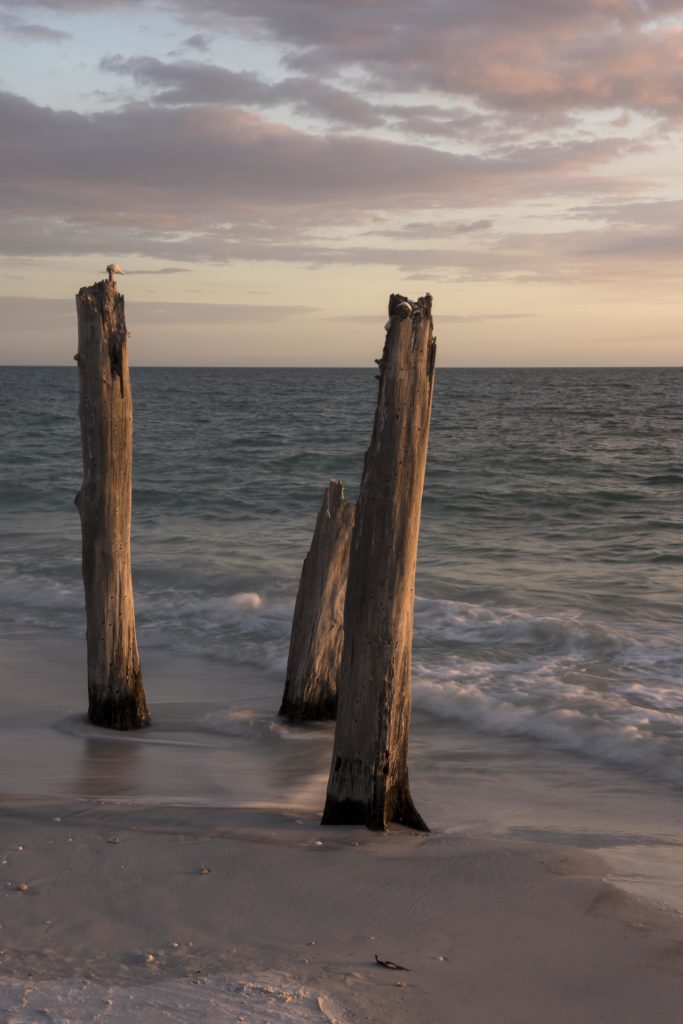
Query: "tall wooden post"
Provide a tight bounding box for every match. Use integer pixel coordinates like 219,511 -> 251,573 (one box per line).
75,278 -> 150,730
279,481 -> 355,721
322,293 -> 436,831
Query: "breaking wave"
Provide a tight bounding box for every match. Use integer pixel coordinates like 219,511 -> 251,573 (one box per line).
412,597 -> 683,787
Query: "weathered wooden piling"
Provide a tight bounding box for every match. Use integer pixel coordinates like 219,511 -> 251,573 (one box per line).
279,481 -> 355,721
321,293 -> 436,831
75,277 -> 150,730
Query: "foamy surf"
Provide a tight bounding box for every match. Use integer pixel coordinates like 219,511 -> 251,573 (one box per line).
412,597 -> 683,787
32,589 -> 683,789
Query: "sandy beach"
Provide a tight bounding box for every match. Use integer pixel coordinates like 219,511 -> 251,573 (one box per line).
2,794 -> 683,1023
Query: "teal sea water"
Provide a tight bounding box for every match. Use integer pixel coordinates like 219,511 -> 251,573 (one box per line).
1,365 -> 683,908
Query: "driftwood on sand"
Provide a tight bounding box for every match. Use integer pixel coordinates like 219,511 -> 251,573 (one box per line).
322,293 -> 436,831
74,278 -> 149,730
279,480 -> 355,721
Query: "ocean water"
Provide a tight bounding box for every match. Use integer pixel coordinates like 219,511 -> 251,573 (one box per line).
1,365 -> 683,908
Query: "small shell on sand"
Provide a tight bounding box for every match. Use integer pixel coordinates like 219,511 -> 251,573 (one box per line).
199,867 -> 211,875
108,837 -> 120,844
145,953 -> 155,963
17,884 -> 29,892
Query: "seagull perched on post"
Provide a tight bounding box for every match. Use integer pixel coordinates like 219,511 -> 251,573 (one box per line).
106,263 -> 125,283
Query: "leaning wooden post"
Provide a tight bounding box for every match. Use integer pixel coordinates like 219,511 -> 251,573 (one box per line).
279,481 -> 355,721
74,276 -> 150,730
322,293 -> 436,831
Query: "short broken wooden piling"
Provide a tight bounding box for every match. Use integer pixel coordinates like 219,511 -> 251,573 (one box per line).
75,277 -> 150,730
322,293 -> 436,831
279,481 -> 355,721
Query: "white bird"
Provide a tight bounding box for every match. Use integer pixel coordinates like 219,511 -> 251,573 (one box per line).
396,301 -> 412,316
106,263 -> 125,282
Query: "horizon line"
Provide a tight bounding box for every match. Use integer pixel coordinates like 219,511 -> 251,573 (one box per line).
2,364 -> 683,371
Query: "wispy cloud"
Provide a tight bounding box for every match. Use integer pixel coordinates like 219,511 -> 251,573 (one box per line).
125,266 -> 192,275
100,55 -> 386,128
0,12 -> 71,42
0,295 -> 319,328
334,312 -> 537,323
182,33 -> 211,52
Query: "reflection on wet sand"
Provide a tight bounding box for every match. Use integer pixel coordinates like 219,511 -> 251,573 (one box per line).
75,735 -> 143,799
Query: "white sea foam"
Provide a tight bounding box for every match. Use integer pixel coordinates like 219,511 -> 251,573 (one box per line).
0,570 -> 82,627
136,588 -> 292,674
183,590 -> 683,788
412,597 -> 683,786
227,591 -> 263,610
199,709 -> 269,738
198,710 -> 331,743
158,589 -> 683,785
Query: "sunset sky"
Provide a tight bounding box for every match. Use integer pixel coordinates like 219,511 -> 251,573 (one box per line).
1,0 -> 682,366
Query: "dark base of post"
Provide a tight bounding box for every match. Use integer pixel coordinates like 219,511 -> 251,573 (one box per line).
390,790 -> 430,832
88,683 -> 150,731
278,689 -> 337,722
321,784 -> 429,832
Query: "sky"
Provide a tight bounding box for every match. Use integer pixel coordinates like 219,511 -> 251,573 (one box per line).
0,0 -> 682,366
